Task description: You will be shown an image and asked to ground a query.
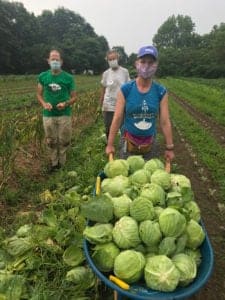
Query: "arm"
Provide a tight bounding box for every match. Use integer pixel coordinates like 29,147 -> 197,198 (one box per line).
56,90 -> 77,110
99,87 -> 106,106
159,93 -> 175,161
37,83 -> 52,111
106,90 -> 125,155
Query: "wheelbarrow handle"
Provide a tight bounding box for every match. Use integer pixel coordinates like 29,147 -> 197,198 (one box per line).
165,158 -> 171,173
109,153 -> 114,161
109,275 -> 130,290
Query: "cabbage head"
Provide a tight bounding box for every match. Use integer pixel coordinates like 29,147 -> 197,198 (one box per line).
83,223 -> 113,244
104,159 -> 129,178
114,250 -> 145,283
158,237 -> 176,257
130,197 -> 155,222
159,208 -> 186,238
101,175 -> 129,197
184,248 -> 202,266
154,206 -> 164,219
66,266 -> 95,289
166,191 -> 184,208
184,201 -> 201,222
172,253 -> 197,286
63,245 -> 85,266
139,220 -> 162,246
186,220 -> 205,249
144,158 -> 164,173
144,255 -> 180,292
127,155 -> 145,174
140,183 -> 166,206
111,194 -> 132,219
112,216 -> 140,249
92,242 -> 120,272
129,169 -> 151,187
151,169 -> 171,190
174,233 -> 188,255
170,174 -> 194,202
16,224 -> 32,238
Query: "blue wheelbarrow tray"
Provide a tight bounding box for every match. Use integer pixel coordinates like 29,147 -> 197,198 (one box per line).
83,171 -> 214,300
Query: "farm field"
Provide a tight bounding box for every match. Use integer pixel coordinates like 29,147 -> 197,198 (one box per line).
0,75 -> 225,300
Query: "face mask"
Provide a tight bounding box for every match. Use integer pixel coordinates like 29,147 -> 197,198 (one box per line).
108,59 -> 118,69
136,62 -> 157,79
50,60 -> 61,71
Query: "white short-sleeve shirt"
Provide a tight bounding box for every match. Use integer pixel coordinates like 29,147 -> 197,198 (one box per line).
101,66 -> 130,111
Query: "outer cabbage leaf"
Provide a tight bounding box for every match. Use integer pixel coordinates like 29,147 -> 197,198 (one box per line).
80,194 -> 114,223
83,223 -> 113,244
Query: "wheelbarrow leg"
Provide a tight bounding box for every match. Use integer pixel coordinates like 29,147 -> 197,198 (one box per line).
114,290 -> 118,300
114,290 -> 123,300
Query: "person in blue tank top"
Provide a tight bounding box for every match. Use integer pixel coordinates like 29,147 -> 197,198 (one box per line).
105,45 -> 174,161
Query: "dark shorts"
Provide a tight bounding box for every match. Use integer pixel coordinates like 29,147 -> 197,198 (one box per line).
103,111 -> 114,137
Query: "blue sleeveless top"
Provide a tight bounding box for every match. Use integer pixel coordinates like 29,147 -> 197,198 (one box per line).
121,80 -> 167,137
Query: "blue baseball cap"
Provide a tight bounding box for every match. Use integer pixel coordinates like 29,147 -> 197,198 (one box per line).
137,45 -> 158,59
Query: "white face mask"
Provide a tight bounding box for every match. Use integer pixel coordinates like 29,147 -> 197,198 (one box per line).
108,59 -> 118,69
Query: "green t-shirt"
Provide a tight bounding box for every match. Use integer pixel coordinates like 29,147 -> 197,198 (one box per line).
38,70 -> 76,117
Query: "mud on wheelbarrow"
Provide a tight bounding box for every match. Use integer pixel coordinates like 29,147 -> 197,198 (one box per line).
83,171 -> 214,300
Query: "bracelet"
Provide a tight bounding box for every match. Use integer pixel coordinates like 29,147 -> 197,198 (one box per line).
166,144 -> 174,150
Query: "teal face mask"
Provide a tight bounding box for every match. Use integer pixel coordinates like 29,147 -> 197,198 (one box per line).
50,60 -> 61,71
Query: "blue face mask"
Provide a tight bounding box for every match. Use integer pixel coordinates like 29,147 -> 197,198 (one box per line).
50,60 -> 61,71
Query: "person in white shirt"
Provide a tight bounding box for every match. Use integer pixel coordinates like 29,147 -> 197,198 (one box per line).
100,49 -> 130,139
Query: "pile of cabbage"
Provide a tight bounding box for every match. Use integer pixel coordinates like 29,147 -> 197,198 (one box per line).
82,156 -> 206,292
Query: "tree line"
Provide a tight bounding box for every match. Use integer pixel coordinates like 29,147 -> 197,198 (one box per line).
0,0 -> 225,78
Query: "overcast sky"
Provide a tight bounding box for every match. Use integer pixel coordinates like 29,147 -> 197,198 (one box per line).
14,0 -> 225,55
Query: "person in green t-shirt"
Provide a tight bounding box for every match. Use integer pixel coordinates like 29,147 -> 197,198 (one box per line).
37,49 -> 76,172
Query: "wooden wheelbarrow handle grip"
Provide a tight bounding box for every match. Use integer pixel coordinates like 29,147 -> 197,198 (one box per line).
165,158 -> 171,173
109,153 -> 114,161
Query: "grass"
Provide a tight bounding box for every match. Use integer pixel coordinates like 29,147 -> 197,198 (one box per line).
160,77 -> 225,126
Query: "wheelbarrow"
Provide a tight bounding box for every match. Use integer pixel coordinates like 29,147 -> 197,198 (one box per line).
83,157 -> 214,300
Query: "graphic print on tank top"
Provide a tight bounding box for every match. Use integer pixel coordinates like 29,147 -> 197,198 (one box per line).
134,99 -> 152,130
